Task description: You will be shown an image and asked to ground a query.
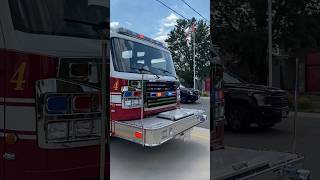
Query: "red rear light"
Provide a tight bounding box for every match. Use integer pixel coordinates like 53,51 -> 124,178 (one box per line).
133,91 -> 141,96
73,94 -> 100,113
92,94 -> 101,111
135,131 -> 143,139
73,95 -> 92,112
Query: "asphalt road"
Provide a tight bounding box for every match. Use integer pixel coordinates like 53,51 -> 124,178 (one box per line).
185,97 -> 320,179
111,127 -> 210,180
110,97 -> 210,180
181,97 -> 210,129
224,113 -> 320,179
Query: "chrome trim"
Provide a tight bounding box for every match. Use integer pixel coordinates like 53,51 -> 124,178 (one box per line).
36,79 -> 102,149
144,103 -> 177,111
111,108 -> 207,146
6,98 -> 35,103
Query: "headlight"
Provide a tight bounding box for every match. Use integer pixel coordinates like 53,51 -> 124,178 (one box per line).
253,93 -> 268,106
47,122 -> 68,140
124,99 -> 132,106
122,97 -> 142,108
132,99 -> 140,106
75,120 -> 91,137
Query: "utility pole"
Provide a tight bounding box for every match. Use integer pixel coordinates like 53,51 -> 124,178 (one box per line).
268,0 -> 273,86
193,23 -> 196,89
292,57 -> 299,154
63,17 -> 109,180
100,27 -> 109,180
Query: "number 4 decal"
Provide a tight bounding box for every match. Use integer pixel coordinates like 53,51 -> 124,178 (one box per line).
10,62 -> 27,91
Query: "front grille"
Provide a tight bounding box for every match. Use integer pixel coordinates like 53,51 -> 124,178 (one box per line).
267,92 -> 288,108
145,81 -> 177,109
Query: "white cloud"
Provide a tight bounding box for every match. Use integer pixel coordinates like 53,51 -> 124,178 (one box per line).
110,21 -> 120,28
163,13 -> 179,27
154,13 -> 179,43
125,21 -> 132,26
154,35 -> 168,42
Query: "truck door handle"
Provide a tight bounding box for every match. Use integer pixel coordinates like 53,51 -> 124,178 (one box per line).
3,152 -> 15,160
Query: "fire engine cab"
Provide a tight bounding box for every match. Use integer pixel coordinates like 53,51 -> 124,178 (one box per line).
109,27 -> 207,146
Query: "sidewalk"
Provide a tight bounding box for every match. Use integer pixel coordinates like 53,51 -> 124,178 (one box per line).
110,127 -> 210,180
288,112 -> 320,118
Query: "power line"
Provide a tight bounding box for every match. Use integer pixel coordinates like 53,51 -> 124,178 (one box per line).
154,0 -> 189,20
180,0 -> 209,22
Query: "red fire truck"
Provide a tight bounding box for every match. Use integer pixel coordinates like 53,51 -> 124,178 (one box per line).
1,1 -> 206,179
109,28 -> 206,146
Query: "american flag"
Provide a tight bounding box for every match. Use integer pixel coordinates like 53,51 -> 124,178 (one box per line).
184,23 -> 196,47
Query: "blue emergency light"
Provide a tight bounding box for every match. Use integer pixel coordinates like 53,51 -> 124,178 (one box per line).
166,91 -> 174,96
150,92 -> 157,97
46,95 -> 69,114
123,91 -> 133,97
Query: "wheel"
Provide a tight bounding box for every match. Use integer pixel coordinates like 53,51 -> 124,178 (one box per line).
226,104 -> 250,132
181,96 -> 188,104
190,99 -> 196,103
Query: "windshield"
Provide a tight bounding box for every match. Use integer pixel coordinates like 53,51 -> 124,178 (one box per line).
9,0 -> 107,39
223,72 -> 243,84
111,38 -> 176,77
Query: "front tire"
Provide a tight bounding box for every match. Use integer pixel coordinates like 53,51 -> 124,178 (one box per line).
181,96 -> 188,104
227,104 -> 250,132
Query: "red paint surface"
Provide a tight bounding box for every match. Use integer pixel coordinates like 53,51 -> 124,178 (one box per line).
306,53 -> 320,65
0,52 -> 4,180
306,66 -> 320,92
1,49 -> 109,180
205,78 -> 210,92
2,50 -> 57,98
306,53 -> 320,92
4,140 -> 107,180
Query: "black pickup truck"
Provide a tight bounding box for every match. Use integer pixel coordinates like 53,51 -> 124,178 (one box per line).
223,72 -> 289,131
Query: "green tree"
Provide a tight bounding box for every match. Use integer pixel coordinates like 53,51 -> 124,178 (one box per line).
166,18 -> 211,87
211,0 -> 320,84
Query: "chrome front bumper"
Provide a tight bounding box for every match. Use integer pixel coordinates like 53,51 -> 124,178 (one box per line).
111,108 -> 207,147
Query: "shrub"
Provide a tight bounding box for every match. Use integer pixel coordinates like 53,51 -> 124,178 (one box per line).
287,93 -> 313,112
298,96 -> 313,112
202,92 -> 209,97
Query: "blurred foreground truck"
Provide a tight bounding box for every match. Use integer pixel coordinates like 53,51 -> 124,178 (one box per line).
0,1 -> 206,180
211,48 -> 310,180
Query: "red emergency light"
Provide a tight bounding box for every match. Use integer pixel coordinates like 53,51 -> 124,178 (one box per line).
73,94 -> 100,113
137,34 -> 145,39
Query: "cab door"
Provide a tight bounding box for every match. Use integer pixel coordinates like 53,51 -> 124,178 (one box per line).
0,18 -> 6,179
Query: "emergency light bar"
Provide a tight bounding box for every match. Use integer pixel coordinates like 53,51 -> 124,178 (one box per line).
117,27 -> 167,49
46,94 -> 100,114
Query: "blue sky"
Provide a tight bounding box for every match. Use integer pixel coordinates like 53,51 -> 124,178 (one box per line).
110,0 -> 210,42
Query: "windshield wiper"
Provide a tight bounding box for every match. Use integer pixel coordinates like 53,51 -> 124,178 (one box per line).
154,68 -> 178,80
130,67 -> 160,79
64,18 -> 108,35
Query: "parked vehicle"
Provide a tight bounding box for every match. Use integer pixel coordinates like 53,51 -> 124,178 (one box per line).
0,1 -> 206,179
223,72 -> 289,131
211,48 -> 308,180
179,85 -> 200,103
